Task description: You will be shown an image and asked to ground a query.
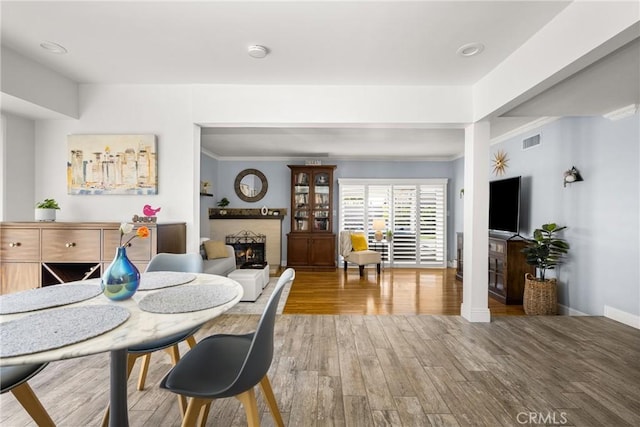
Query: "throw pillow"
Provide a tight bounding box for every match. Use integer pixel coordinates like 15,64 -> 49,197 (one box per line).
350,233 -> 368,251
204,240 -> 228,260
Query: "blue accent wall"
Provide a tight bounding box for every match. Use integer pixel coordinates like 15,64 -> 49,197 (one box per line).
487,114 -> 639,316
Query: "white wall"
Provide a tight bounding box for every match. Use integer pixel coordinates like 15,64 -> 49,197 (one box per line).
1,113 -> 35,221
1,46 -> 78,119
34,85 -> 200,249
199,152 -> 218,238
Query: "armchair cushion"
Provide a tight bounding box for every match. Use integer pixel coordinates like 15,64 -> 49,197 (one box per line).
345,250 -> 380,265
350,233 -> 368,251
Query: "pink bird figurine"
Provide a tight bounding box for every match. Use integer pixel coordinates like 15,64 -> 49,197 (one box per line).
143,205 -> 161,217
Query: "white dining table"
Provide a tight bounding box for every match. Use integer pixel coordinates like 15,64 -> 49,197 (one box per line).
0,273 -> 243,427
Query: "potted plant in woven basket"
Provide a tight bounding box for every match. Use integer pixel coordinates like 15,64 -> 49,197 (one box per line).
521,223 -> 570,315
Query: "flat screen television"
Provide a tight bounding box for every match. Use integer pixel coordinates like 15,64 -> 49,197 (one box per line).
489,176 -> 521,233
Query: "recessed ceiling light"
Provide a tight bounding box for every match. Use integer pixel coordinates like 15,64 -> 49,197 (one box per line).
457,42 -> 484,57
248,45 -> 268,59
40,41 -> 67,54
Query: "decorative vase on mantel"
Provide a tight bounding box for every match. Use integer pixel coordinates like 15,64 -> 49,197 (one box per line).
101,246 -> 140,301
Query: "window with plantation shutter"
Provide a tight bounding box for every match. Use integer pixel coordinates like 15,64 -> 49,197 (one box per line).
419,184 -> 446,266
339,184 -> 365,232
338,179 -> 447,268
367,185 -> 392,242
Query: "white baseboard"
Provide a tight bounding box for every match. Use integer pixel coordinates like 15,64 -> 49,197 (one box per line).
604,305 -> 640,329
557,304 -> 588,316
460,303 -> 491,322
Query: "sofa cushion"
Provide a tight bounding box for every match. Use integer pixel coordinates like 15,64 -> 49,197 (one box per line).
204,240 -> 228,260
203,245 -> 236,276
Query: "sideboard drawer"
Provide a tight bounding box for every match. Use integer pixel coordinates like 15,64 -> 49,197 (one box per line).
103,228 -> 152,261
42,229 -> 101,261
1,229 -> 40,261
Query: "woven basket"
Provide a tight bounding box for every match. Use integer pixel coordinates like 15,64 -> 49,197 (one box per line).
523,273 -> 557,315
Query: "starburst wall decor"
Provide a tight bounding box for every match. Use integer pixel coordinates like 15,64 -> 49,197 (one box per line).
492,149 -> 509,176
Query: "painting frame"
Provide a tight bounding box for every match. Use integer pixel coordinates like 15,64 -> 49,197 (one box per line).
67,134 -> 157,195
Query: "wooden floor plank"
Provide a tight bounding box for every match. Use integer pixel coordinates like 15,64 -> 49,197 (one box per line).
316,375 -> 345,427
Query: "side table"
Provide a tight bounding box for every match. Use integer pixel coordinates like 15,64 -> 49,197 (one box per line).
370,240 -> 391,269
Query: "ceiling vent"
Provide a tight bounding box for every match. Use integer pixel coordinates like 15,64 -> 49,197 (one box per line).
522,134 -> 541,151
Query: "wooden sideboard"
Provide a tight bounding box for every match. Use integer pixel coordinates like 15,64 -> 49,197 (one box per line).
0,221 -> 186,295
456,233 -> 534,304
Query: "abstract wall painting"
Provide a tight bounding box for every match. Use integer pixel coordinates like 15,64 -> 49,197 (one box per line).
67,134 -> 157,195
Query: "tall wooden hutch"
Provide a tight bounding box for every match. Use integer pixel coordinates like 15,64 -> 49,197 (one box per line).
287,165 -> 337,270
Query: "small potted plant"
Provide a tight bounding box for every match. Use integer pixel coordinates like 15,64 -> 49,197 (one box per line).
217,197 -> 230,215
521,223 -> 570,315
386,230 -> 393,242
35,198 -> 60,222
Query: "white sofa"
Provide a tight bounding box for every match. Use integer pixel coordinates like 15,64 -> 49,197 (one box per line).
201,242 -> 236,276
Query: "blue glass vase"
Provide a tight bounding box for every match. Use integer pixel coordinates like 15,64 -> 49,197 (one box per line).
101,246 -> 140,301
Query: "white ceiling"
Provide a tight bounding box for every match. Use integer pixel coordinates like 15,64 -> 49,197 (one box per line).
1,1 -> 637,160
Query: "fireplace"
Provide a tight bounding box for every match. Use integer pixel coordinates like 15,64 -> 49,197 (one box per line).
225,231 -> 267,269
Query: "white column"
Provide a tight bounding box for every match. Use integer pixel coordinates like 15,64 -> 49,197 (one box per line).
461,121 -> 491,322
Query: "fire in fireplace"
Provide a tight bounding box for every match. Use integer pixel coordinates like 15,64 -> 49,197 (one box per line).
225,231 -> 266,269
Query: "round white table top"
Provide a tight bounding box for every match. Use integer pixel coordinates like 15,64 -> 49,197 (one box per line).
0,273 -> 243,366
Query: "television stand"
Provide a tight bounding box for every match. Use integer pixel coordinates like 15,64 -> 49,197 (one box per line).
456,233 -> 534,304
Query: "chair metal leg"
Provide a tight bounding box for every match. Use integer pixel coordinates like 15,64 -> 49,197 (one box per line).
359,265 -> 364,277
11,383 -> 55,427
259,375 -> 284,427
377,263 -> 381,274
236,388 -> 260,427
343,261 -> 348,271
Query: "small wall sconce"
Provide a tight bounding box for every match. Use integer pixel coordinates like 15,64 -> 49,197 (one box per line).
563,166 -> 583,187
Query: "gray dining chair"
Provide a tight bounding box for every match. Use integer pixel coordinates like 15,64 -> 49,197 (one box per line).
159,268 -> 295,427
102,252 -> 204,427
1,364 -> 55,426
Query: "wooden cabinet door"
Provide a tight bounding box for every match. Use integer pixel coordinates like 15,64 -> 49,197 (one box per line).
42,229 -> 101,261
1,229 -> 40,261
1,263 -> 39,294
103,228 -> 152,262
287,234 -> 310,266
310,235 -> 336,267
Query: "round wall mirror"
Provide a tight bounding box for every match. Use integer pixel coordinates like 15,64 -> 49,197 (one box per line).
234,169 -> 268,202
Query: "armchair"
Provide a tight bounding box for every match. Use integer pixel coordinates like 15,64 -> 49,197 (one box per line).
339,231 -> 381,277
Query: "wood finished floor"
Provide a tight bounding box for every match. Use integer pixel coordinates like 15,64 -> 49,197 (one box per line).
283,268 -> 525,316
3,269 -> 640,426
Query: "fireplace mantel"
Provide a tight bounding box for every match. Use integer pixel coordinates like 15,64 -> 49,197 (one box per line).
209,208 -> 287,220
